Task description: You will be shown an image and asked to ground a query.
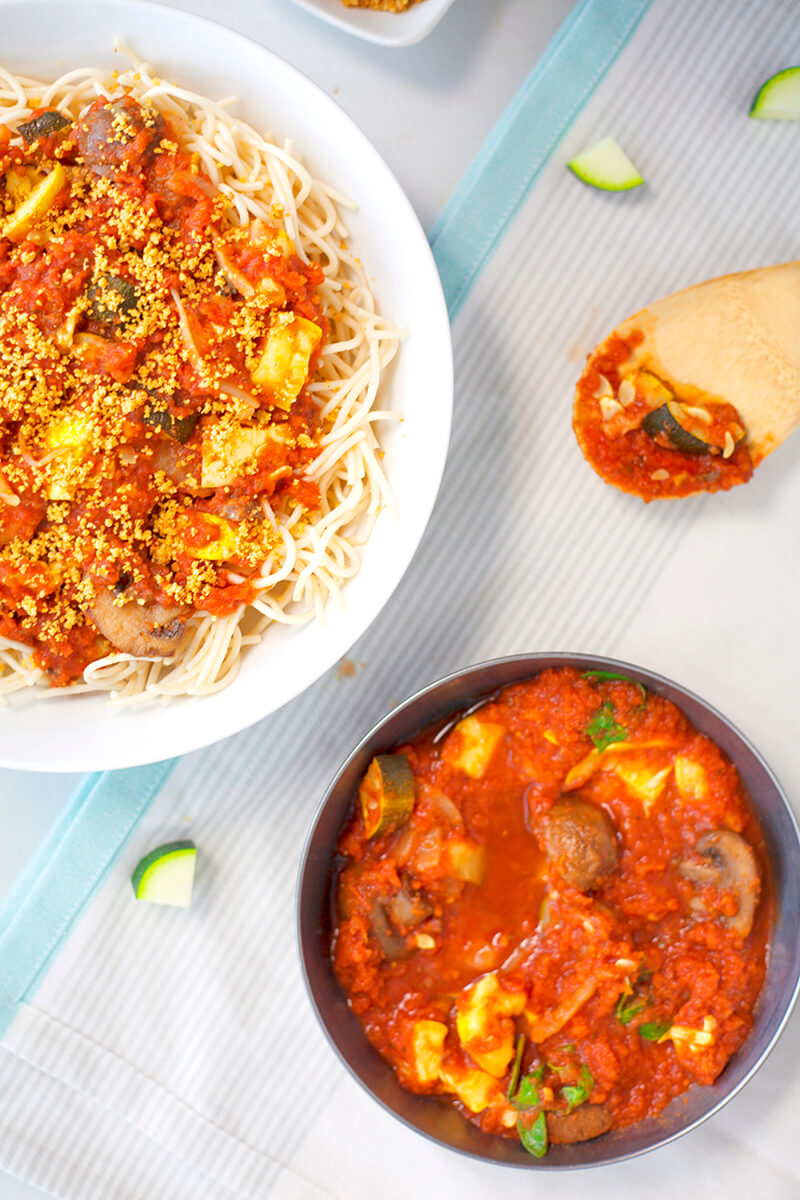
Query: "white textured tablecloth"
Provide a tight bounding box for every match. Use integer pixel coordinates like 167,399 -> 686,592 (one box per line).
2,0 -> 800,1196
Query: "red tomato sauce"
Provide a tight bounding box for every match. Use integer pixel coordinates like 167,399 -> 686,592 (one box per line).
573,334 -> 753,500
0,95 -> 329,682
333,668 -> 770,1156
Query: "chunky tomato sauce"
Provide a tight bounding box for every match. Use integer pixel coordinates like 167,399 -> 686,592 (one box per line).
333,668 -> 769,1157
573,334 -> 753,501
0,94 -> 328,683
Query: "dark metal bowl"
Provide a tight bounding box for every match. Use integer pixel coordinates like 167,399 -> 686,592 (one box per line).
297,652 -> 800,1168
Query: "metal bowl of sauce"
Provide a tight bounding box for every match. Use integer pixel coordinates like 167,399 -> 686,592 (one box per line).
297,653 -> 800,1168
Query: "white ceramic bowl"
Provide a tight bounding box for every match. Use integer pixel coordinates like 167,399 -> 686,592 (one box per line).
0,0 -> 452,772
289,0 -> 457,48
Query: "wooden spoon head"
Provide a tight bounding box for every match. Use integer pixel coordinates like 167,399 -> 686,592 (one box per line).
573,262 -> 800,500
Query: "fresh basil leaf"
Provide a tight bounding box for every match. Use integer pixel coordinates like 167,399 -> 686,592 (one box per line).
517,1111 -> 548,1159
586,701 -> 627,751
615,992 -> 644,1025
639,1021 -> 671,1041
584,670 -> 647,703
514,1074 -> 540,1109
562,1084 -> 587,1112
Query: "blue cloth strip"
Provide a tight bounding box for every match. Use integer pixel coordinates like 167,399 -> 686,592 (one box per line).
430,0 -> 653,320
0,0 -> 653,1041
0,761 -> 175,1034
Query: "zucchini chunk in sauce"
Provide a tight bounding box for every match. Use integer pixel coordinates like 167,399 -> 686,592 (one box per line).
359,754 -> 415,838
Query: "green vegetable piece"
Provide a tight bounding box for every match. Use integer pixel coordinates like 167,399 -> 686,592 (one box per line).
567,136 -> 644,191
586,701 -> 627,752
579,1065 -> 594,1092
584,670 -> 647,704
518,1111 -> 548,1159
562,1084 -> 588,1112
17,110 -> 71,143
88,273 -> 139,325
639,1021 -> 671,1041
615,992 -> 644,1025
750,66 -> 800,120
144,400 -> 200,445
131,841 -> 197,906
515,1075 -> 540,1109
507,1034 -> 525,1101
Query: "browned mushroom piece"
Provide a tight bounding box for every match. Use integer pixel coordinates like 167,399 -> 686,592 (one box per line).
539,796 -> 619,892
546,1104 -> 612,1145
679,829 -> 761,938
75,96 -> 166,177
89,584 -> 191,659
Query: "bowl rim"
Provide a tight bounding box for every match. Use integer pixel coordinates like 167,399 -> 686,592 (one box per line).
297,650 -> 800,1169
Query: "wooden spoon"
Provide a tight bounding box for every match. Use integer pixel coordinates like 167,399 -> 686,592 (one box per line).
573,262 -> 800,499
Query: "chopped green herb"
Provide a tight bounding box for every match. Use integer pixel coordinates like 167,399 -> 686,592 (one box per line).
578,1065 -> 594,1092
518,1111 -> 548,1159
562,1084 -> 588,1112
514,1074 -> 541,1109
639,1021 -> 671,1041
583,670 -> 647,704
615,992 -> 644,1025
507,1034 -> 525,1101
586,702 -> 628,751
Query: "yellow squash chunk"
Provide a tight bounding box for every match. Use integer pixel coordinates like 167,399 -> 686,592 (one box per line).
201,422 -> 289,488
180,513 -> 238,562
5,163 -> 66,242
446,716 -> 505,779
674,754 -> 710,801
5,165 -> 44,204
358,754 -> 415,838
411,1020 -> 447,1085
445,838 -> 487,885
43,409 -> 95,500
610,758 -> 672,813
439,1065 -> 500,1114
251,314 -> 322,411
456,973 -> 526,1077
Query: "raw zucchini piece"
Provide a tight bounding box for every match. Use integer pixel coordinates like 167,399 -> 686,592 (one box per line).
358,753 -> 415,838
750,67 -> 800,120
567,137 -> 644,191
131,841 -> 197,906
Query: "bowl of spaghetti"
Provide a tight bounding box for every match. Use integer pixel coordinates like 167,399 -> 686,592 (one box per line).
0,1 -> 452,770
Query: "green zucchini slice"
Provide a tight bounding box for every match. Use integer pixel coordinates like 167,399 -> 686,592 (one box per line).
87,274 -> 140,325
17,109 -> 71,143
131,841 -> 196,906
641,401 -> 718,455
567,137 -> 644,192
359,754 -> 415,838
143,400 -> 200,445
750,67 -> 800,120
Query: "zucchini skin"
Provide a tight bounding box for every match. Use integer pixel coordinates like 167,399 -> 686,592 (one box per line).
17,109 -> 71,142
641,402 -> 713,456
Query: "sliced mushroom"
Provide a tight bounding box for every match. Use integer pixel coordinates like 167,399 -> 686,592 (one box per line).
89,584 -> 191,659
385,881 -> 434,931
546,1104 -> 612,1145
679,829 -> 761,938
539,796 -> 618,892
368,899 -> 412,962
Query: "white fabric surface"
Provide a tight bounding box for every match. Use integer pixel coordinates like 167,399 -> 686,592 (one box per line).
2,0 -> 800,1196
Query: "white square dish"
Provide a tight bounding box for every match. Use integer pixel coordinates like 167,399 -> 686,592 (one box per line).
289,0 -> 457,48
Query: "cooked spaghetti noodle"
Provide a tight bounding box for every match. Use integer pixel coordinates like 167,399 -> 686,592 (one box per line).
0,50 -> 400,704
